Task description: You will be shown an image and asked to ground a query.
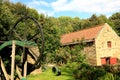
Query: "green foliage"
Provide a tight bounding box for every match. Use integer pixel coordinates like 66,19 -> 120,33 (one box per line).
52,43 -> 86,65
58,16 -> 74,34
109,12 -> 120,36
114,74 -> 120,80
15,55 -> 21,63
11,2 -> 27,15
70,45 -> 85,62
72,17 -> 81,31
99,72 -> 114,80
27,8 -> 39,19
72,64 -> 120,80
0,3 -> 14,40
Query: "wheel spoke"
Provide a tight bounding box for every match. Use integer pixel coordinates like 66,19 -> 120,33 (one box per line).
28,32 -> 40,41
13,30 -> 23,41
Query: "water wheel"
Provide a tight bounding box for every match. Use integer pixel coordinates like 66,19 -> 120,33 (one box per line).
10,15 -> 44,65
0,15 -> 45,79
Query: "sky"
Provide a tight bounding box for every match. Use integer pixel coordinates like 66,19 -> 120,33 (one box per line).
10,0 -> 120,19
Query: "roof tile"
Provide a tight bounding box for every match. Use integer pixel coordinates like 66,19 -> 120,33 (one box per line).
61,24 -> 104,45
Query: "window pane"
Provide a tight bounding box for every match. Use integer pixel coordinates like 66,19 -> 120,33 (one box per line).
107,41 -> 111,48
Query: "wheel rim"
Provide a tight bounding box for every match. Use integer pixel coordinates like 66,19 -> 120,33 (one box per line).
9,15 -> 44,68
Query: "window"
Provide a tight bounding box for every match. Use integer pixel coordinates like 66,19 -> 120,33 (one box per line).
107,41 -> 111,48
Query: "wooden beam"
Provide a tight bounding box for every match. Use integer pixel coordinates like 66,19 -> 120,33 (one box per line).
0,57 -> 10,80
24,60 -> 27,77
16,65 -> 22,79
11,40 -> 16,80
23,47 -> 27,78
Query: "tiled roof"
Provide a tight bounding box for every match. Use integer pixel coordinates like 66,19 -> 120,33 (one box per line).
61,24 -> 104,45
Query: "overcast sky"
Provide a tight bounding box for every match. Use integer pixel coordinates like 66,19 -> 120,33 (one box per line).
10,0 -> 120,19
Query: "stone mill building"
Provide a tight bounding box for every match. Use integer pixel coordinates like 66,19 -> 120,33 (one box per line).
61,23 -> 120,66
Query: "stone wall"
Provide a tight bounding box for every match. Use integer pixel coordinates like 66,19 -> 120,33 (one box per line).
95,23 -> 120,66
84,42 -> 97,66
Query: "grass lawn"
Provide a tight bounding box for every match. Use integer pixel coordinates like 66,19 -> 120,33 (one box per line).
27,67 -> 74,80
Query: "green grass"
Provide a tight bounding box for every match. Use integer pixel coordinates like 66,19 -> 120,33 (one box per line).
27,67 -> 74,80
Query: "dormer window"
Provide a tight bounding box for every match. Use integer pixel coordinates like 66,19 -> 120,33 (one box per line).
107,41 -> 111,48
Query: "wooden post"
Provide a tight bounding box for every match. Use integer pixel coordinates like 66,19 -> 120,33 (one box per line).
16,65 -> 22,79
23,47 -> 27,78
21,47 -> 27,78
0,57 -> 10,80
11,41 -> 16,80
24,60 -> 27,77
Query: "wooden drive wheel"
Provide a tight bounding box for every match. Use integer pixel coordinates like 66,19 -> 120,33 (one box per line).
0,15 -> 44,80
9,15 -> 44,71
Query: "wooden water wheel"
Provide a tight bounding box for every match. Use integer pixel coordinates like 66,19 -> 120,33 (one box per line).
0,15 -> 44,80
9,15 -> 44,67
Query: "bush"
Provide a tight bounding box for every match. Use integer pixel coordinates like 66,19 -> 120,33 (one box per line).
114,74 -> 120,80
98,72 -> 114,80
72,63 -> 120,80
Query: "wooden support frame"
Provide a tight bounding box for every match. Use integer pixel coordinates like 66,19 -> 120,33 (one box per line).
23,47 -> 27,78
16,65 -> 22,79
24,60 -> 27,77
0,57 -> 10,80
11,40 -> 16,80
0,40 -> 39,80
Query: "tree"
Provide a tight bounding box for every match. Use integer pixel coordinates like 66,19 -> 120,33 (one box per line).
27,8 -> 39,20
109,12 -> 120,36
71,17 -> 82,31
45,25 -> 61,53
89,14 -> 108,27
0,3 -> 14,40
58,16 -> 73,34
81,19 -> 92,29
89,14 -> 99,25
98,14 -> 108,23
11,2 -> 27,16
